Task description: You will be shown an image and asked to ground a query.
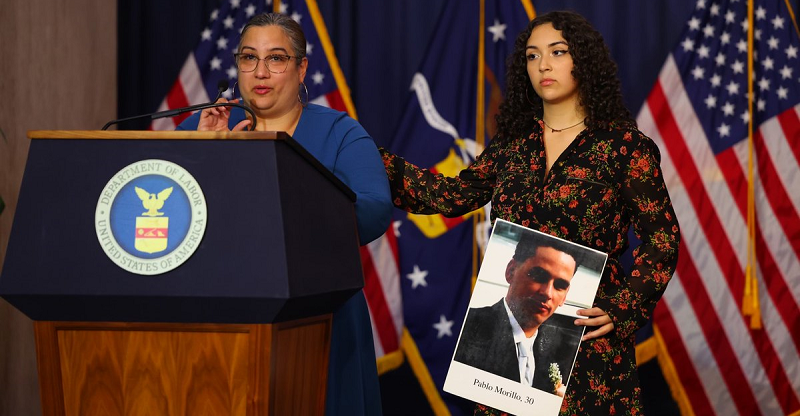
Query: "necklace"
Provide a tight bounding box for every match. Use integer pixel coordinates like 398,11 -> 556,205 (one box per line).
542,118 -> 585,133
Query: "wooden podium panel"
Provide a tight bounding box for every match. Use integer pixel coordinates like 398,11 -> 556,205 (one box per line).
34,317 -> 331,416
0,132 -> 361,415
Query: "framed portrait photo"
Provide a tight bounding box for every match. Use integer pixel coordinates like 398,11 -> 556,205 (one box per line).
444,219 -> 608,415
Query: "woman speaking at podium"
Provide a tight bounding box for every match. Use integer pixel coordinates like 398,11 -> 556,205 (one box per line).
176,12 -> 392,416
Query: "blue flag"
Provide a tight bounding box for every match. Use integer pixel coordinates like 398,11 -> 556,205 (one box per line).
386,1 -> 532,414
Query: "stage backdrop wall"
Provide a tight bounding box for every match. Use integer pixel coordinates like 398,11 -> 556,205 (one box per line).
0,1 -> 116,415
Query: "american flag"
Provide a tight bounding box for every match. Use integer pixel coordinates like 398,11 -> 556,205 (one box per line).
636,0 -> 800,414
149,0 -> 403,363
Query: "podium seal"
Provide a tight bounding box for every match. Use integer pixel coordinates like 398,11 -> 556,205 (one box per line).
95,159 -> 208,275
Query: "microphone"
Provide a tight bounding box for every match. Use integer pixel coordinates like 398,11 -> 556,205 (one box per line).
213,79 -> 229,102
101,80 -> 258,131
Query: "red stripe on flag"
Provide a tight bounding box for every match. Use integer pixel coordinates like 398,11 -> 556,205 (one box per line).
717,140 -> 800,357
778,109 -> 800,170
674,243 -> 762,415
710,131 -> 800,376
648,82 -> 745,301
715,149 -> 748,219
386,224 -> 399,259
754,222 -> 800,360
165,80 -> 193,126
753,129 -> 800,263
325,89 -> 347,113
361,245 -> 400,352
654,304 -> 717,416
649,82 -> 763,415
748,229 -> 800,414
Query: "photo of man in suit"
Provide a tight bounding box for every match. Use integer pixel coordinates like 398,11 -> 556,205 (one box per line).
453,232 -> 582,396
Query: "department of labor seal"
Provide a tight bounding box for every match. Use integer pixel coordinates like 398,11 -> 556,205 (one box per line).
95,159 -> 208,275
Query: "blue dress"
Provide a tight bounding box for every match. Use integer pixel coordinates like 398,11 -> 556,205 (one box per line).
178,104 -> 392,415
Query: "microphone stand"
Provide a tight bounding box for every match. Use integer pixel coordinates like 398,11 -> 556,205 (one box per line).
101,101 -> 258,131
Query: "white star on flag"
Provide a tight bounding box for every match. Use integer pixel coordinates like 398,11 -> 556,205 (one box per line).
682,38 -> 696,51
406,265 -> 429,289
759,77 -> 771,91
210,56 -> 222,70
737,39 -> 747,53
779,65 -> 793,79
739,110 -> 750,123
488,19 -> 507,42
717,122 -> 731,136
705,94 -> 717,108
722,101 -> 735,116
771,15 -> 785,29
726,80 -> 740,95
312,71 -> 325,85
433,315 -> 454,338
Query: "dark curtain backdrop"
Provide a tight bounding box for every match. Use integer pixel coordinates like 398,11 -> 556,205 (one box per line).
118,0 -> 217,130
117,0 -> 705,146
115,1 -> 731,414
117,0 -> 447,134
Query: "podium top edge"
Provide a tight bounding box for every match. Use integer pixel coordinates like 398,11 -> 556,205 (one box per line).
27,130 -> 289,140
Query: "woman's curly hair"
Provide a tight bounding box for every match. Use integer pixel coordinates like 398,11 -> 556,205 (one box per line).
495,11 -> 635,141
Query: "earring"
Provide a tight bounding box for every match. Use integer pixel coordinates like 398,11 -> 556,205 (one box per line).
298,82 -> 309,107
525,86 -> 536,106
231,81 -> 239,98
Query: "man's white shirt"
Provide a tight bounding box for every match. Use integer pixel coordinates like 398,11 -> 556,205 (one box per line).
503,298 -> 538,386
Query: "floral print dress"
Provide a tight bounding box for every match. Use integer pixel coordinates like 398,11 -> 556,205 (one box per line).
382,119 -> 680,416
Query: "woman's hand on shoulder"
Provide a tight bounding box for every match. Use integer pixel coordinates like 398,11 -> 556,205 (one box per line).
575,307 -> 614,341
197,98 -> 251,132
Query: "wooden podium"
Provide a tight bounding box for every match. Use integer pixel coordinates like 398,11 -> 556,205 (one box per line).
0,131 -> 364,416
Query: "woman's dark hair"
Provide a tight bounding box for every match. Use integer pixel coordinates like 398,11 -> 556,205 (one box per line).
237,13 -> 307,63
495,10 -> 635,141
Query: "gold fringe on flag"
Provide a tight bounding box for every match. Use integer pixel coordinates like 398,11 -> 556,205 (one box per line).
400,329 -> 451,415
654,325 -> 697,416
743,0 -> 762,330
472,0 -> 487,287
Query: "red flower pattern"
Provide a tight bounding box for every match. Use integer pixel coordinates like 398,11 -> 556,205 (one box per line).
381,120 -> 680,416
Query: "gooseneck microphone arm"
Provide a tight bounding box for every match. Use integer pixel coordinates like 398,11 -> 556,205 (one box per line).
101,80 -> 258,131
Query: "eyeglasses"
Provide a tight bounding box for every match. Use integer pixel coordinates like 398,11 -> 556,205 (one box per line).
233,53 -> 299,73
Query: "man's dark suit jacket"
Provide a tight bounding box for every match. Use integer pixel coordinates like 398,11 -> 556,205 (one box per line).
453,299 -> 581,394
